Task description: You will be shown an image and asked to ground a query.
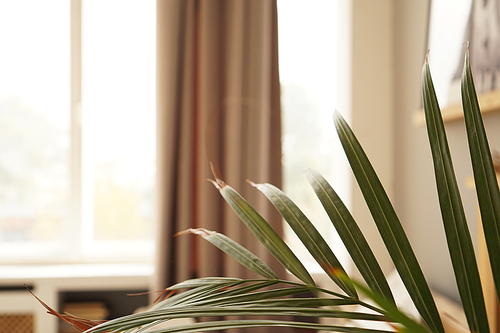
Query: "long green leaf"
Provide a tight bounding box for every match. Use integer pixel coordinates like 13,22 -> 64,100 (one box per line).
87,294 -> 392,333
154,280 -> 276,311
90,319 -> 395,333
422,57 -> 489,333
157,279 -> 370,311
165,277 -> 244,291
461,48 -> 500,304
193,286 -> 316,307
212,180 -> 315,285
153,278 -> 380,315
336,273 -> 431,333
304,168 -> 394,304
154,280 -> 239,305
333,110 -> 444,333
91,306 -> 390,328
233,297 -> 361,307
195,280 -> 277,301
86,277 -> 390,332
152,280 -> 243,310
178,228 -> 279,280
251,181 -> 357,297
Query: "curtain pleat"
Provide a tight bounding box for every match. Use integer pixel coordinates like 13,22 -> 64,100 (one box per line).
154,4 -> 285,327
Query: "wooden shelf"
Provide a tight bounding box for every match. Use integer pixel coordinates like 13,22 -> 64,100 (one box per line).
414,89 -> 500,126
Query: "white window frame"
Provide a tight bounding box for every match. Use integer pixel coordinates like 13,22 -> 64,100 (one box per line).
0,0 -> 156,265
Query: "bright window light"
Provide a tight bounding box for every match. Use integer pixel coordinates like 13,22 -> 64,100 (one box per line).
278,0 -> 348,272
0,0 -> 156,264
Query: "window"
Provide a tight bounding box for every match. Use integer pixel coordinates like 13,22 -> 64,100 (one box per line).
278,0 -> 349,272
0,0 -> 156,264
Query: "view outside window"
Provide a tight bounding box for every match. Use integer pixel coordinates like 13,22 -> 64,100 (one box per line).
81,0 -> 156,255
0,1 -> 71,257
0,0 -> 156,263
278,0 -> 348,271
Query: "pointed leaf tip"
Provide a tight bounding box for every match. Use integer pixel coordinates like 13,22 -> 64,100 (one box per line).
207,178 -> 225,190
208,162 -> 226,188
219,184 -> 314,285
209,161 -> 222,179
175,228 -> 215,238
246,179 -> 258,187
182,228 -> 279,280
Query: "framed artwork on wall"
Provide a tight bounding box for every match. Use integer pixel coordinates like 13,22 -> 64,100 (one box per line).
427,0 -> 472,108
425,0 -> 500,122
469,0 -> 500,96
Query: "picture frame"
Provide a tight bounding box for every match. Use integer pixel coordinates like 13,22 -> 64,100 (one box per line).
423,0 -> 500,123
426,0 -> 472,108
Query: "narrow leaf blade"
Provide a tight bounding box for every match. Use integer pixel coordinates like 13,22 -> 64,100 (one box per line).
106,306 -> 390,323
461,49 -> 500,305
165,277 -> 244,291
179,228 -> 279,280
235,297 -> 361,308
305,168 -> 394,304
90,319 -> 396,333
251,182 -> 357,297
194,286 -> 315,307
215,181 -> 315,285
336,273 -> 431,333
422,57 -> 489,333
333,110 -> 444,333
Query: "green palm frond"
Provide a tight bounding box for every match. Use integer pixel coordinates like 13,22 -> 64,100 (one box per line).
332,109 -> 444,333
250,181 -> 357,297
212,178 -> 315,286
461,48 -> 500,306
422,55 -> 489,333
305,168 -> 395,304
177,228 -> 279,280
35,49 -> 500,333
87,278 -> 391,333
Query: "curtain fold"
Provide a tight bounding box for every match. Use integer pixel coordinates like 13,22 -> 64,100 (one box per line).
154,0 -> 284,304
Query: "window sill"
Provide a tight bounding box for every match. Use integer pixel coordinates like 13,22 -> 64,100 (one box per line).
0,263 -> 154,281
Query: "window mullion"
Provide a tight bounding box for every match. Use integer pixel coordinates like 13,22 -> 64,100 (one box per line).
70,0 -> 83,260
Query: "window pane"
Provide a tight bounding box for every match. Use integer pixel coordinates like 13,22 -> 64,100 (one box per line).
0,1 -> 70,250
278,0 -> 347,271
81,0 -> 156,246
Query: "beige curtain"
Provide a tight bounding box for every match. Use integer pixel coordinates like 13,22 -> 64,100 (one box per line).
154,0 -> 284,298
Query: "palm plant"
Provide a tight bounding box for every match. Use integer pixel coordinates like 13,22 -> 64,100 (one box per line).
39,49 -> 500,332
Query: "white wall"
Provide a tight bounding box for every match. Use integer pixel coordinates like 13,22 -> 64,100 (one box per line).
339,0 -> 396,278
391,0 -> 461,301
